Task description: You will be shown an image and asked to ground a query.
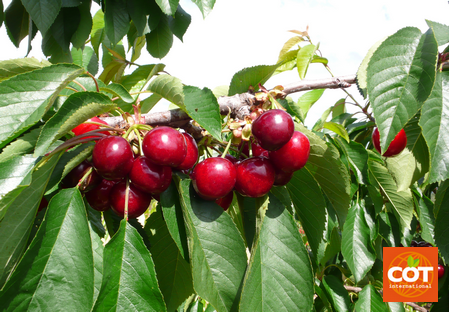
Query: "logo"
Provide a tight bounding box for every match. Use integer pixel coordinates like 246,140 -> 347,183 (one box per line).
383,247 -> 438,302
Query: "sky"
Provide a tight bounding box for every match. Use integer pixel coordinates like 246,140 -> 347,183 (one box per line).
0,0 -> 448,126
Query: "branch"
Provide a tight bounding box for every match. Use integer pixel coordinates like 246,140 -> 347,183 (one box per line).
102,74 -> 357,129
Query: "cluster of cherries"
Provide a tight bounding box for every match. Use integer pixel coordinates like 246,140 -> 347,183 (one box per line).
64,108 -> 310,219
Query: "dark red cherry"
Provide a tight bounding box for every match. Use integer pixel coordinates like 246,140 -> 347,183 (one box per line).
215,191 -> 234,211
72,116 -> 109,139
175,133 -> 198,170
62,160 -> 101,192
438,265 -> 445,279
273,169 -> 293,186
191,157 -> 237,200
92,136 -> 134,180
142,126 -> 187,167
85,179 -> 117,211
129,156 -> 172,195
235,156 -> 275,198
110,181 -> 152,219
251,109 -> 294,151
239,140 -> 269,158
372,127 -> 407,157
269,131 -> 310,173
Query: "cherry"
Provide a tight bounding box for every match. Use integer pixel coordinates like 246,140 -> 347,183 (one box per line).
62,160 -> 101,192
235,156 -> 275,198
269,131 -> 310,173
142,126 -> 187,167
438,265 -> 445,279
240,140 -> 269,158
85,179 -> 116,211
191,157 -> 237,200
110,181 -> 152,218
72,116 -> 109,139
273,169 -> 293,186
129,156 -> 172,195
92,135 -> 134,180
38,197 -> 48,212
372,127 -> 407,157
175,133 -> 198,170
215,191 -> 234,211
251,109 -> 294,151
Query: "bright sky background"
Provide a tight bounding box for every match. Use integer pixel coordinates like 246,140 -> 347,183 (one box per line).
0,0 -> 448,126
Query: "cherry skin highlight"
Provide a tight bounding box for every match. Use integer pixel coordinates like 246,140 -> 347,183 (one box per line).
129,156 -> 172,195
110,181 -> 152,219
269,131 -> 310,173
92,135 -> 134,180
251,109 -> 294,151
191,157 -> 237,200
234,156 -> 275,198
372,127 -> 407,157
142,126 -> 187,167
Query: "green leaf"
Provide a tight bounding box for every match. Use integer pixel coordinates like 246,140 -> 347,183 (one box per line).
93,219 -> 167,311
0,64 -> 84,149
286,167 -> 326,261
121,63 -> 166,90
160,181 -> 189,260
146,15 -> 173,59
48,6 -> 80,52
419,71 -> 449,183
356,37 -> 386,98
388,302 -> 406,312
368,157 -> 414,229
104,0 -> 130,45
183,85 -> 222,140
156,0 -> 179,16
417,194 -> 435,246
4,0 -> 33,48
168,5 -> 191,41
127,0 -> 149,37
354,284 -> 389,312
229,64 -> 281,96
178,179 -> 247,312
435,179 -> 449,263
239,194 -> 314,312
321,275 -> 351,312
407,255 -> 414,267
367,27 -> 438,153
426,20 -> 449,46
91,9 -> 105,56
334,138 -> 368,185
296,44 -> 316,79
147,74 -> 184,107
0,127 -> 41,163
323,122 -> 349,142
295,88 -> 325,120
72,46 -> 99,76
0,188 -> 94,311
22,0 -> 61,35
34,92 -> 115,156
297,124 -> 351,226
0,153 -> 61,288
146,205 -> 194,311
87,205 -> 105,303
341,201 -> 376,284
100,83 -> 134,103
70,0 -> 92,48
0,155 -> 38,221
191,0 -> 216,18
0,58 -> 51,82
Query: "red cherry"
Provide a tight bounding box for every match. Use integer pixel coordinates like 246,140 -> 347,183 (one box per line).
72,116 -> 109,139
251,109 -> 294,151
175,133 -> 198,170
235,156 -> 275,198
129,156 -> 172,195
191,157 -> 237,200
372,128 -> 407,157
273,169 -> 293,186
215,191 -> 234,211
438,264 -> 445,279
110,181 -> 152,218
92,136 -> 134,180
85,179 -> 116,211
269,131 -> 310,173
142,126 -> 187,167
239,140 -> 269,158
62,160 -> 101,192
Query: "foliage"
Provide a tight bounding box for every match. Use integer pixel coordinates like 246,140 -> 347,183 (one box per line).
0,1 -> 448,311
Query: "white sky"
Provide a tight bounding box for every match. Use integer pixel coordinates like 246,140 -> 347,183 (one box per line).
0,0 -> 448,126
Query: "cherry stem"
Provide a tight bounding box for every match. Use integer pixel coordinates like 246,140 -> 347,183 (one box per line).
76,167 -> 93,191
86,71 -> 100,92
72,80 -> 87,92
124,179 -> 130,221
221,134 -> 234,158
